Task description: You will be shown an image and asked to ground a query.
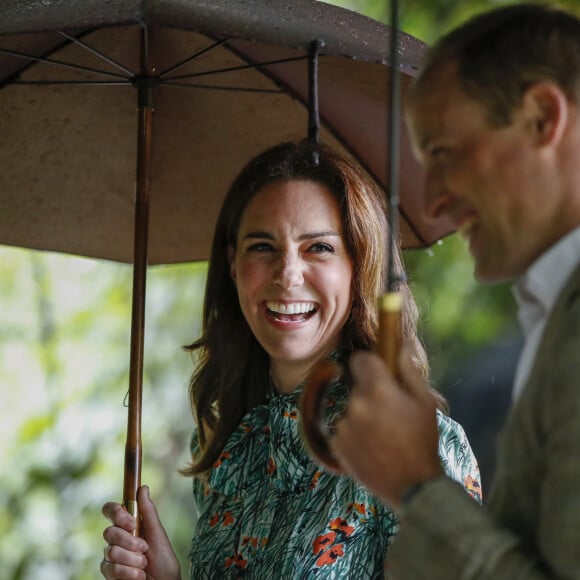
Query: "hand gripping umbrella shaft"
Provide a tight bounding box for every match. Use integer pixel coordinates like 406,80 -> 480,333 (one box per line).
300,0 -> 403,472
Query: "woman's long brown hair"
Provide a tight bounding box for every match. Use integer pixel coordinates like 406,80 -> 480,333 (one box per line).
182,140 -> 440,476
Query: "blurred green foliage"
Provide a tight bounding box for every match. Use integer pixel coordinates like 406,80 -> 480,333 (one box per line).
0,249 -> 205,578
333,0 -> 580,43
4,1 -> 575,578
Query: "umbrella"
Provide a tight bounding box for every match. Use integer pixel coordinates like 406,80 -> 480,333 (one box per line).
0,0 -> 453,528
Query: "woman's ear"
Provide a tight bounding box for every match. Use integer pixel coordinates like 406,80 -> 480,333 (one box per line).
523,82 -> 569,148
227,244 -> 236,283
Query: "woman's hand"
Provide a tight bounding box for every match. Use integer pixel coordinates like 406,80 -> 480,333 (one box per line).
101,486 -> 181,580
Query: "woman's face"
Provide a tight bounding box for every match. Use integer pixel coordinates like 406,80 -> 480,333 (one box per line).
229,179 -> 353,390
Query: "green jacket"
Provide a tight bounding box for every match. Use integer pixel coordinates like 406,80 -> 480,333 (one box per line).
389,263 -> 580,579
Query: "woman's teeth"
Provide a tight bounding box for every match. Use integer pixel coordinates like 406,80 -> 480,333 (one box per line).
266,302 -> 318,322
266,302 -> 317,315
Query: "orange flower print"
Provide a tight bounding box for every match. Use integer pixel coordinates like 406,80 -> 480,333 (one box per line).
211,511 -> 235,527
267,457 -> 277,475
347,502 -> 366,515
312,532 -> 337,555
213,451 -> 231,468
329,517 -> 355,536
316,544 -> 345,567
225,552 -> 248,569
282,409 -> 298,419
464,475 -> 483,503
309,470 -> 323,490
241,536 -> 268,550
242,536 -> 258,549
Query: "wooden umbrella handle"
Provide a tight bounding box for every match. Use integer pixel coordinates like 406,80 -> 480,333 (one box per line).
376,292 -> 402,378
299,359 -> 343,472
300,292 -> 401,471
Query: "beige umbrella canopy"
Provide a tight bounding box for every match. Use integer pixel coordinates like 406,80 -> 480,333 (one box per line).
0,0 -> 453,527
0,0 -> 454,263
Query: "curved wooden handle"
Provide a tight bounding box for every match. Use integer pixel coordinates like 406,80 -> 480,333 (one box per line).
299,359 -> 343,471
300,292 -> 402,472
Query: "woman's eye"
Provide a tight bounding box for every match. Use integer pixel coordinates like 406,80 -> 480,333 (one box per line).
308,242 -> 334,253
247,242 -> 275,252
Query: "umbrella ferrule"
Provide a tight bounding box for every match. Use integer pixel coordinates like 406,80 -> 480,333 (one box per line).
307,39 -> 324,144
132,76 -> 157,108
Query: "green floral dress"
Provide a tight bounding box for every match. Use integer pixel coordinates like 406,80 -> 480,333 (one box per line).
188,379 -> 481,579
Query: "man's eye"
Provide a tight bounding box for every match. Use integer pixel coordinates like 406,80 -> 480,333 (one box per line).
309,242 -> 334,253
430,146 -> 450,161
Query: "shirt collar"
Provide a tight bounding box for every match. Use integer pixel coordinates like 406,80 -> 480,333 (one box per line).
513,226 -> 580,334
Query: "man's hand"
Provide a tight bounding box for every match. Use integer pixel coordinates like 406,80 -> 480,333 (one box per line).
329,349 -> 443,509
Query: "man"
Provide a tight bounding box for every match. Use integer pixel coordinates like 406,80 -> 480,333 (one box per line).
329,4 -> 580,578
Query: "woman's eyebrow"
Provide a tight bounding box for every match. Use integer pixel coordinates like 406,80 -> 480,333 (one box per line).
242,231 -> 275,240
242,230 -> 340,241
299,231 -> 340,240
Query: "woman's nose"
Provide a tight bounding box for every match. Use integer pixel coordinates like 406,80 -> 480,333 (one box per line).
273,253 -> 304,290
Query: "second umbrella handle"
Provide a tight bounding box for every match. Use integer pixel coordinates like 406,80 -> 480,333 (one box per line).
299,292 -> 402,472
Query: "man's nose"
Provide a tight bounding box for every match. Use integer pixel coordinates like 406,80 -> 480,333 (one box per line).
424,173 -> 454,221
273,252 -> 304,290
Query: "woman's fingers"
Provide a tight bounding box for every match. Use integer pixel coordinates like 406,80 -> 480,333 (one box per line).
103,544 -> 148,568
101,489 -> 181,580
100,556 -> 147,580
102,501 -> 137,533
102,523 -> 148,555
101,501 -> 149,579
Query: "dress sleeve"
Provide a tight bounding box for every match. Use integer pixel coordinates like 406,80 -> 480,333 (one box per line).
436,412 -> 482,504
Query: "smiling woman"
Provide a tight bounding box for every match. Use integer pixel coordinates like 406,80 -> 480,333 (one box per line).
100,140 -> 481,579
230,179 -> 354,394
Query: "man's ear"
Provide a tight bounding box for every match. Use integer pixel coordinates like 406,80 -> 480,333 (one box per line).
227,244 -> 236,282
522,82 -> 569,147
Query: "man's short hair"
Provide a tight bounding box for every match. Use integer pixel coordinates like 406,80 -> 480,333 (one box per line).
416,3 -> 580,126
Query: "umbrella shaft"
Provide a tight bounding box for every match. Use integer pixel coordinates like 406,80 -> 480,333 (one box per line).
123,71 -> 155,535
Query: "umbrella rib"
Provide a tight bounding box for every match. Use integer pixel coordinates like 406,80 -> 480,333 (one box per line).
57,31 -> 136,77
0,48 -> 130,80
162,55 -> 308,82
160,80 -> 282,93
157,38 -> 229,79
229,45 -> 428,248
12,80 -> 132,86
